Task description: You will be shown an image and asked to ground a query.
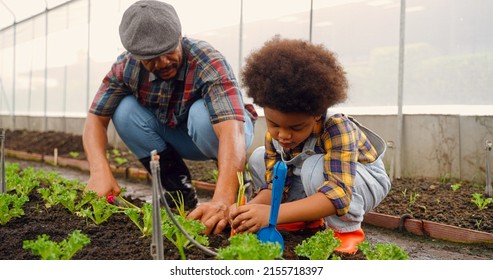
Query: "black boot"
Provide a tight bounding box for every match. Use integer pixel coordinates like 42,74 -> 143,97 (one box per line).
139,147 -> 198,210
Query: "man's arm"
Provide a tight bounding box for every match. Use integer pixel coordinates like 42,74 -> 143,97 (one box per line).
188,119 -> 246,235
82,113 -> 121,197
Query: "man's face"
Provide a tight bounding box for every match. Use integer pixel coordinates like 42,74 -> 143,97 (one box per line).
140,41 -> 183,80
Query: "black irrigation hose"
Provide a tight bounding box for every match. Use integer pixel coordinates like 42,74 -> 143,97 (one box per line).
156,172 -> 218,257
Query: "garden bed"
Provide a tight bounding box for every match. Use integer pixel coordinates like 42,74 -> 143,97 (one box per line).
0,165 -> 364,260
4,129 -> 492,234
1,129 -> 493,259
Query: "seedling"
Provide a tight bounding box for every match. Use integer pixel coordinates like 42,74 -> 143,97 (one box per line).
161,213 -> 209,260
68,151 -> 80,159
409,192 -> 420,206
111,148 -> 121,156
8,166 -> 41,196
294,230 -> 341,260
209,169 -> 218,182
114,157 -> 128,165
231,171 -> 247,237
0,193 -> 29,225
124,203 -> 154,237
78,194 -> 119,225
23,230 -> 90,260
159,190 -> 209,260
216,233 -> 283,260
450,183 -> 461,191
470,193 -> 493,210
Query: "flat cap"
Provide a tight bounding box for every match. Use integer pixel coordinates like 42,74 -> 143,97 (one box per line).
119,0 -> 182,60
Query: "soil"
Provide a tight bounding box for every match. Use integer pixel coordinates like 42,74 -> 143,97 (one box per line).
1,129 -> 493,260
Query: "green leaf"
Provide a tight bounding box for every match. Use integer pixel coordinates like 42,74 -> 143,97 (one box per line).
216,233 -> 283,260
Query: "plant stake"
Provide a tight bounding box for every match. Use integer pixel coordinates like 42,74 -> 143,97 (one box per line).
485,140 -> 492,197
0,129 -> 5,194
150,150 -> 164,260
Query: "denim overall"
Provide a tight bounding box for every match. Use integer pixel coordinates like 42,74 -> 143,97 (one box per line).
247,114 -> 391,233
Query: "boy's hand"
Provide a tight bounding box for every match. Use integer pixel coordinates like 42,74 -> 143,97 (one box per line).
229,204 -> 271,234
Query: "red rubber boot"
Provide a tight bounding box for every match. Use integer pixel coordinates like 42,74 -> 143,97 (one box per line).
334,228 -> 365,254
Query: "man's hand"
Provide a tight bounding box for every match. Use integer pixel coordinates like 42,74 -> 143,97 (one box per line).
188,200 -> 230,235
83,113 -> 116,197
85,169 -> 121,197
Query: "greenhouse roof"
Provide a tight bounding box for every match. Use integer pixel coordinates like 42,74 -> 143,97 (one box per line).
0,0 -> 72,29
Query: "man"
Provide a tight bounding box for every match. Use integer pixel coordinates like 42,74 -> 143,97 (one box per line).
83,0 -> 256,235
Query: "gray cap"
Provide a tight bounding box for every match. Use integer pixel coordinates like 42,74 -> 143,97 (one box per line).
119,0 -> 182,60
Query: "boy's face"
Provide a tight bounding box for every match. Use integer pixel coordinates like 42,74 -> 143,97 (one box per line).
264,107 -> 321,150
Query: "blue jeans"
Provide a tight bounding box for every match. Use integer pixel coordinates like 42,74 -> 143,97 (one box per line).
112,95 -> 255,160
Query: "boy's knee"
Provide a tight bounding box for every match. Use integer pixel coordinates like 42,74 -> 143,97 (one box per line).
248,147 -> 265,168
300,154 -> 325,193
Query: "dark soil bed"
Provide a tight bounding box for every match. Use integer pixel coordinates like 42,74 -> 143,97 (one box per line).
1,129 -> 492,260
1,182 -> 338,260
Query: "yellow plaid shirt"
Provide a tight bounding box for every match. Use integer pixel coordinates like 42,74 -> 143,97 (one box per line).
263,113 -> 378,216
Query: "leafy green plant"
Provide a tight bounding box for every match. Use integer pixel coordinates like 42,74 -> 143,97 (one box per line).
450,183 -> 461,191
78,194 -> 119,225
470,193 -> 493,210
294,230 -> 341,260
209,169 -> 219,183
111,148 -> 121,156
23,230 -> 90,260
357,240 -> 409,260
408,192 -> 420,206
68,151 -> 80,158
162,214 -> 209,260
37,180 -> 93,213
159,192 -> 209,260
7,166 -> 41,196
37,182 -> 76,209
114,157 -> 128,165
124,203 -> 154,237
216,233 -> 283,260
0,193 -> 29,225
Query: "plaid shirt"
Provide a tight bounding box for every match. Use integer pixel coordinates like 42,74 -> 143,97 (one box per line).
89,37 -> 257,127
263,113 -> 378,216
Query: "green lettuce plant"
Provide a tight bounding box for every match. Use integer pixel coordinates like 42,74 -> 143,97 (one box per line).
471,193 -> 493,210
124,202 -> 154,237
216,233 -> 283,260
0,193 -> 29,225
23,230 -> 90,260
294,229 -> 341,260
357,240 -> 409,260
78,194 -> 119,225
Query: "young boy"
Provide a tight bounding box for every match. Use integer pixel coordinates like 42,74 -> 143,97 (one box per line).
229,36 -> 391,253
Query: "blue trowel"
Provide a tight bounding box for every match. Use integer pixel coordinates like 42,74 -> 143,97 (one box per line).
257,161 -> 287,251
